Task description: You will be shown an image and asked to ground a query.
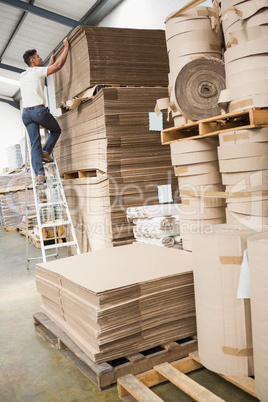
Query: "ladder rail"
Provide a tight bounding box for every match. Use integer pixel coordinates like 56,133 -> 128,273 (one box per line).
24,126 -> 80,267
50,151 -> 81,256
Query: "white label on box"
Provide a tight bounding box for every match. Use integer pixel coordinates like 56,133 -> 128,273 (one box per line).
149,112 -> 163,131
157,184 -> 173,204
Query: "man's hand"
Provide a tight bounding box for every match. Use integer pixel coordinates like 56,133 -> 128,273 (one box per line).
48,54 -> 55,66
63,38 -> 69,49
47,38 -> 69,76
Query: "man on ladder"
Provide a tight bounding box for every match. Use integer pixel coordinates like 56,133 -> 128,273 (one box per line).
20,38 -> 69,192
20,38 -> 80,264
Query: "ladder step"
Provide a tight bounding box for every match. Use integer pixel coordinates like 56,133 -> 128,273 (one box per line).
43,162 -> 57,166
44,241 -> 77,250
37,201 -> 66,208
41,220 -> 71,228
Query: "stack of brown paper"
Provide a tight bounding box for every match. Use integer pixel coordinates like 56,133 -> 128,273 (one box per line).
54,87 -> 179,253
0,189 -> 35,230
248,232 -> 268,402
170,138 -> 226,251
54,26 -> 169,108
36,242 -> 196,363
219,1 -> 268,112
192,224 -> 255,376
165,6 -> 224,123
218,128 -> 268,231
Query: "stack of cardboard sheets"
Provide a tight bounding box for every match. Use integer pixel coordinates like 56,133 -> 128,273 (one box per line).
54,26 -> 169,108
0,189 -> 35,230
54,87 -> 178,252
36,242 -> 196,363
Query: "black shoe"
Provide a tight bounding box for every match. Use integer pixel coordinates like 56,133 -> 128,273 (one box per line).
36,174 -> 46,186
42,151 -> 53,163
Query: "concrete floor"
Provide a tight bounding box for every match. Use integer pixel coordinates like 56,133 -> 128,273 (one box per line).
0,230 -> 259,402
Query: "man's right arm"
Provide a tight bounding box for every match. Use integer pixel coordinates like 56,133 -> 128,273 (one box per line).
47,38 -> 69,76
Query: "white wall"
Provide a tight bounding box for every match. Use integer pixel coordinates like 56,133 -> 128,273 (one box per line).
0,101 -> 24,172
99,0 -> 212,29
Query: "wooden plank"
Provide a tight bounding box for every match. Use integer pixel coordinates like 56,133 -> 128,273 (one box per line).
131,356 -> 202,391
190,352 -> 257,398
161,108 -> 268,144
154,362 -> 224,402
118,374 -> 163,401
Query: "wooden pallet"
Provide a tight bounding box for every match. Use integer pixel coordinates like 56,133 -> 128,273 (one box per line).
63,169 -> 104,180
29,234 -> 65,249
4,226 -> 17,231
33,312 -> 197,390
161,108 -> 268,144
117,351 -> 257,401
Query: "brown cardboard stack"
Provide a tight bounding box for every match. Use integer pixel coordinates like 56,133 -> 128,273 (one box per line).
165,6 -> 224,123
54,87 -> 178,253
192,224 -> 255,376
219,1 -> 268,112
54,26 -> 169,108
217,128 -> 268,231
0,189 -> 35,230
170,138 -> 226,251
36,243 -> 196,363
248,232 -> 268,402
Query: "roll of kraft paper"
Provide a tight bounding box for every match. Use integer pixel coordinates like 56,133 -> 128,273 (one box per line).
174,57 -> 225,121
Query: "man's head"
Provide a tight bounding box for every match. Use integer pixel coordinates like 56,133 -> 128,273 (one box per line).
23,49 -> 43,67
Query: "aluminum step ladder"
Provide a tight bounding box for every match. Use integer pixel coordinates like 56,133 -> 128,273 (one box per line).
25,128 -> 80,268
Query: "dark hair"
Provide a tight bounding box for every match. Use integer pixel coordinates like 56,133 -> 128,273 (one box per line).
23,49 -> 36,66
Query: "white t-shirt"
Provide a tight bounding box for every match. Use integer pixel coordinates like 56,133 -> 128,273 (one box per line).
20,66 -> 48,108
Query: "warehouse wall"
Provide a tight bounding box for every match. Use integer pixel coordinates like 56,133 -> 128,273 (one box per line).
0,101 -> 24,172
99,0 -> 213,29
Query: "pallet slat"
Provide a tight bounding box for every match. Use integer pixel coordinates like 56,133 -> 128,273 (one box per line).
118,374 -> 163,401
161,108 -> 268,144
154,362 -> 224,402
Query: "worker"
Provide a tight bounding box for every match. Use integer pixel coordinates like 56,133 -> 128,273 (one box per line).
20,38 -> 69,187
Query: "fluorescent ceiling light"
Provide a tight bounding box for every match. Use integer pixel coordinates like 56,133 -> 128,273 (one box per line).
0,76 -> 20,86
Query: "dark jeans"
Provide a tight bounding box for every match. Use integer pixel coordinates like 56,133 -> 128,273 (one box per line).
22,106 -> 61,175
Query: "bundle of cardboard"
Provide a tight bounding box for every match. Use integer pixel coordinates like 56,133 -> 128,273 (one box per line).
219,0 -> 268,112
218,127 -> 268,231
192,224 -> 255,376
0,189 -> 35,230
54,26 -> 169,108
126,204 -> 181,248
165,6 -> 224,123
36,243 -> 196,363
54,87 -> 179,252
170,138 -> 226,251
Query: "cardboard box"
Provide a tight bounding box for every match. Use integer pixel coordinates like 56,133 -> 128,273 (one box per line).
192,224 -> 255,376
248,232 -> 268,402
